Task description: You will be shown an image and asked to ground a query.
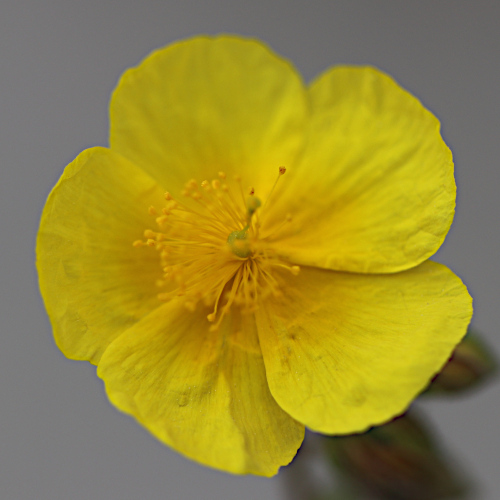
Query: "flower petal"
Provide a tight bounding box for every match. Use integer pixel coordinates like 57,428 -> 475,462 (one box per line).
269,67 -> 455,273
110,35 -> 307,197
36,147 -> 165,364
97,301 -> 304,476
255,261 -> 472,434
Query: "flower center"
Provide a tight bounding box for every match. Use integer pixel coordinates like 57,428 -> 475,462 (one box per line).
133,167 -> 299,331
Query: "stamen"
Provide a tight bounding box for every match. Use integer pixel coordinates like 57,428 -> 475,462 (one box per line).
271,263 -> 301,275
262,213 -> 292,240
261,166 -> 287,214
209,267 -> 244,332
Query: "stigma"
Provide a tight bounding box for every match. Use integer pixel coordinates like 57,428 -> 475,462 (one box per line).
133,167 -> 299,330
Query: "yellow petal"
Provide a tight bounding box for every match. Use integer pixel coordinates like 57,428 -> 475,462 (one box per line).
269,67 -> 455,273
110,35 -> 307,197
97,301 -> 304,476
255,261 -> 472,434
36,147 -> 165,364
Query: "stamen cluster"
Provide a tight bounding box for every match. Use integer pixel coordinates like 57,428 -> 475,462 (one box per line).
133,169 -> 299,330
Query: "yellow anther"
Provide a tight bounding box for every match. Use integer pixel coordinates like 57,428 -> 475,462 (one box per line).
146,239 -> 156,247
212,179 -> 221,190
218,171 -> 226,179
192,192 -> 202,200
201,180 -> 210,189
132,240 -> 144,247
155,215 -> 168,225
148,206 -> 158,215
291,266 -> 300,276
144,229 -> 156,238
161,207 -> 170,215
248,187 -> 255,196
207,313 -> 216,322
279,166 -> 286,175
164,192 -> 173,201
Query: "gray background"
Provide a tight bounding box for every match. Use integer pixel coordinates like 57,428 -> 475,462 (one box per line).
2,1 -> 499,499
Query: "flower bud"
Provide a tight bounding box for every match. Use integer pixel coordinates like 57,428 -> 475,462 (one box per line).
323,412 -> 469,500
427,330 -> 496,394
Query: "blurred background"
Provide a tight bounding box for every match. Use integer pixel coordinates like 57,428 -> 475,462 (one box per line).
1,1 -> 499,499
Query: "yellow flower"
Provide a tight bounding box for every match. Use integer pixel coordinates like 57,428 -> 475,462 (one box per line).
36,35 -> 472,476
